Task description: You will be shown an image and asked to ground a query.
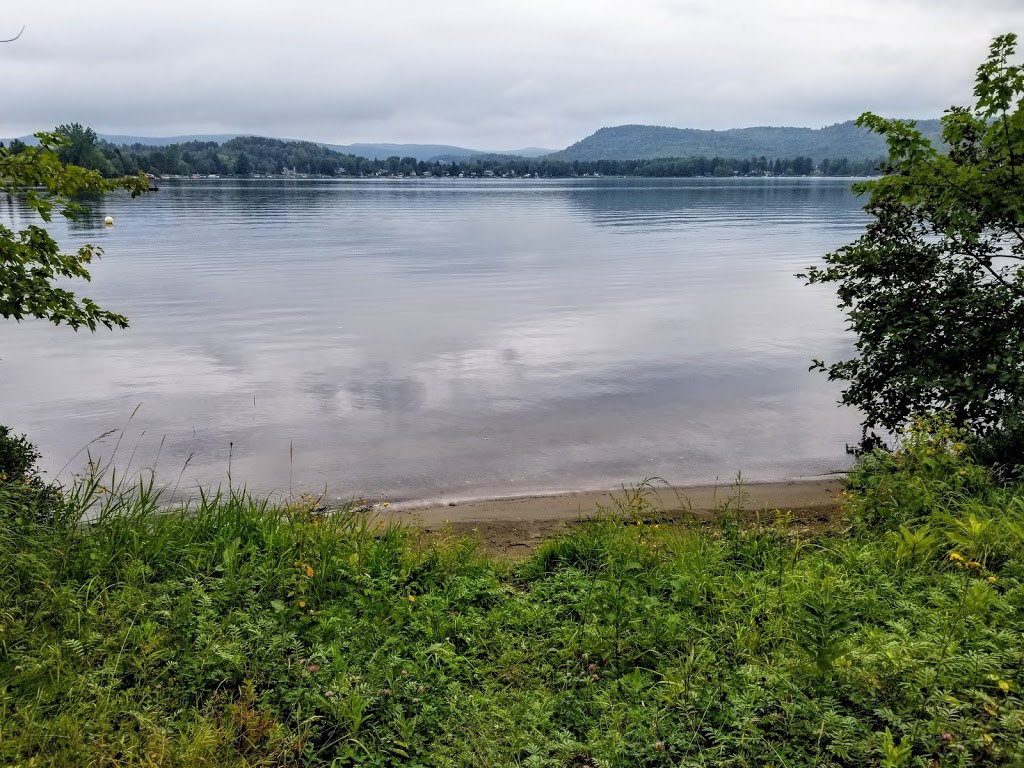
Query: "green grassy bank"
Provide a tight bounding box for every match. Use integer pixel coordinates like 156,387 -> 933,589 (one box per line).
1,419 -> 1023,767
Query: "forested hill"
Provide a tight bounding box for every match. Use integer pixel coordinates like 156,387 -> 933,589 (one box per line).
325,143 -> 555,160
551,119 -> 943,161
1,125 -> 886,178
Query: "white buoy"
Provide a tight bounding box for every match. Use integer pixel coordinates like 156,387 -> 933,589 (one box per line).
104,216 -> 113,226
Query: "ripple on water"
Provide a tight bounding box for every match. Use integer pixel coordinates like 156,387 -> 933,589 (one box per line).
0,178 -> 866,501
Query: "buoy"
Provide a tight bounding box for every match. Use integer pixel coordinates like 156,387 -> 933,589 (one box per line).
104,216 -> 113,226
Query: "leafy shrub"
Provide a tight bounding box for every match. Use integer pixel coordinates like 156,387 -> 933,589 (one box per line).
845,413 -> 987,528
0,423 -> 41,480
973,401 -> 1024,477
803,34 -> 1024,453
0,424 -> 63,524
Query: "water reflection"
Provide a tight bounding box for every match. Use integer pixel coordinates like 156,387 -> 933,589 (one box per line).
0,178 -> 865,501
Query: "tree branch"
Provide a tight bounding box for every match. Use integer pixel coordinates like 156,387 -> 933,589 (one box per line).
0,25 -> 25,42
1004,110 -> 1018,184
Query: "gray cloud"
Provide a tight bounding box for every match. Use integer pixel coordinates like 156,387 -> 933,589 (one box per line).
2,0 -> 1023,148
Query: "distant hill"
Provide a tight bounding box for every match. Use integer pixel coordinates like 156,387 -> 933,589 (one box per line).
324,143 -> 556,161
323,142 -> 481,161
550,120 -> 944,161
3,120 -> 945,164
497,147 -> 556,158
100,133 -> 242,146
1,133 -> 554,161
4,133 -> 244,146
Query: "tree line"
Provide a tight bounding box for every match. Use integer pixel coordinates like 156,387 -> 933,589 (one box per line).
2,125 -> 883,179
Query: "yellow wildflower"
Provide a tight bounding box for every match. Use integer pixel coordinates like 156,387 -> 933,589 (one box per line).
408,594 -> 416,603
967,561 -> 983,569
949,552 -> 964,562
653,524 -> 660,530
989,576 -> 998,584
305,565 -> 314,578
299,600 -> 306,608
959,470 -> 967,476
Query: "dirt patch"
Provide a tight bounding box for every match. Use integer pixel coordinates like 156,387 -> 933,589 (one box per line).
387,478 -> 845,558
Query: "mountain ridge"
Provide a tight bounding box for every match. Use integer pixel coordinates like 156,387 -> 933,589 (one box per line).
4,118 -> 944,163
3,133 -> 555,162
549,119 -> 944,161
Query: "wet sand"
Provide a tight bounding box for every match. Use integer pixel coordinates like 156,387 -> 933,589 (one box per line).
386,477 -> 845,557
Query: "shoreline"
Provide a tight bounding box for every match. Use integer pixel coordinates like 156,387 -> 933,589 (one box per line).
384,476 -> 846,556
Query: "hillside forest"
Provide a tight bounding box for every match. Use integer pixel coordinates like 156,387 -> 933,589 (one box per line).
2,124 -> 884,179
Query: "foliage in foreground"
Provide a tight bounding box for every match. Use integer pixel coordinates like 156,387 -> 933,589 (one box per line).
0,129 -> 147,331
803,33 -> 1024,460
2,423 -> 1024,766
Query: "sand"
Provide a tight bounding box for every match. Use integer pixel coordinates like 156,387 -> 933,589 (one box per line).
384,477 -> 845,557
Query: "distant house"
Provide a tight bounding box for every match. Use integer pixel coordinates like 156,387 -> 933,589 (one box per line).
282,167 -> 297,177
483,170 -> 495,177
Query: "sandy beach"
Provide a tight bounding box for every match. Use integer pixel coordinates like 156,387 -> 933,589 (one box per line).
386,476 -> 845,556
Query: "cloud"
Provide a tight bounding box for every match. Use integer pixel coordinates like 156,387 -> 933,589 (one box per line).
2,0 -> 1023,148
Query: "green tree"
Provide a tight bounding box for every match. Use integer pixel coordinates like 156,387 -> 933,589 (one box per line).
1,131 -> 148,330
53,123 -> 113,176
802,34 -> 1024,453
234,151 -> 252,176
54,122 -> 98,165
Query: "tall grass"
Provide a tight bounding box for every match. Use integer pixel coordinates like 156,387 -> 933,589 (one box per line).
1,415 -> 1023,766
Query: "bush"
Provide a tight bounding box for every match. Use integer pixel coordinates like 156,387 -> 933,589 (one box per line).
0,424 -> 41,480
973,402 -> 1024,478
0,424 -> 63,524
803,35 -> 1024,452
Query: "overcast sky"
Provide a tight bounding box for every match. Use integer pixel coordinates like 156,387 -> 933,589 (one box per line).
2,0 -> 1023,150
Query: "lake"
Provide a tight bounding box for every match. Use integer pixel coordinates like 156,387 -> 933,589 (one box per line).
0,178 -> 866,504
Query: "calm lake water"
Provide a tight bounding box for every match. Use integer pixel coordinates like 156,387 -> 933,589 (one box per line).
0,178 -> 866,504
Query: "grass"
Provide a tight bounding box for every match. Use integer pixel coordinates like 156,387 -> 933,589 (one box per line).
1,416 -> 1023,766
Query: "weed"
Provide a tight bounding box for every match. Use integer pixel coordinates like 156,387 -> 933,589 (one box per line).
1,424 -> 1024,765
